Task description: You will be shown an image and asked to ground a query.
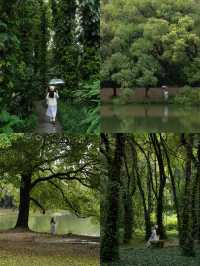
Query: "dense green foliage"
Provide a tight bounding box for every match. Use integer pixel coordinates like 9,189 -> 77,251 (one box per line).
172,86 -> 200,105
0,0 -> 100,132
0,111 -> 37,133
101,0 -> 200,90
58,80 -> 100,134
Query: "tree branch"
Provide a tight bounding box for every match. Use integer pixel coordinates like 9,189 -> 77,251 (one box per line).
48,181 -> 95,218
30,197 -> 46,214
31,163 -> 91,189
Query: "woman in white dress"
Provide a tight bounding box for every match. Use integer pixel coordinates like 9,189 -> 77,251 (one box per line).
50,217 -> 56,235
46,86 -> 59,125
146,225 -> 159,247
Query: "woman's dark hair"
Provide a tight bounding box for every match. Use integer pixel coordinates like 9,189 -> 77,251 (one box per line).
51,217 -> 55,223
49,91 -> 54,98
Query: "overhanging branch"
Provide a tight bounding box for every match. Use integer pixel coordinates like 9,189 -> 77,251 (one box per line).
30,197 -> 46,214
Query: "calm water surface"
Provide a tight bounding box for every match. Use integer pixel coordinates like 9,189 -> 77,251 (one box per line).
0,210 -> 99,236
101,104 -> 200,132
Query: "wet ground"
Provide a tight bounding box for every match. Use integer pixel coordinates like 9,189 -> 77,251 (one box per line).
34,101 -> 62,134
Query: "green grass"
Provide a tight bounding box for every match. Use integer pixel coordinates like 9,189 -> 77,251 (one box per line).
102,247 -> 200,266
0,252 -> 98,266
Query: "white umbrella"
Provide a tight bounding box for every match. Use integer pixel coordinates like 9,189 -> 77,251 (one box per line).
49,78 -> 65,85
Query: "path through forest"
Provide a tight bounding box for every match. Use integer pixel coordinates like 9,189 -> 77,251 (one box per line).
34,101 -> 62,134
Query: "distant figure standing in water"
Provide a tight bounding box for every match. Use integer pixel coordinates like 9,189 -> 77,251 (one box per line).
162,86 -> 169,102
50,217 -> 56,235
46,86 -> 59,126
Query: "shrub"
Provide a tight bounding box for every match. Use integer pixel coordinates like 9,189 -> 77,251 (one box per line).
0,111 -> 23,133
0,111 -> 38,133
73,79 -> 100,104
173,86 -> 200,106
58,101 -> 99,133
120,88 -> 134,104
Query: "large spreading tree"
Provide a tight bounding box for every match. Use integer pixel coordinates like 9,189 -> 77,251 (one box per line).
0,134 -> 100,229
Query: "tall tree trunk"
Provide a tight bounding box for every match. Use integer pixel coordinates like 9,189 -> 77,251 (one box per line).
192,174 -> 198,239
39,1 -> 48,97
53,0 -> 78,97
15,174 -> 32,229
161,136 -> 182,240
156,188 -> 165,239
101,134 -> 125,263
195,143 -> 200,243
122,147 -> 136,244
129,137 -> 152,240
144,212 -> 152,241
79,0 -> 99,79
180,134 -> 195,256
123,193 -> 134,243
145,86 -> 150,98
150,134 -> 167,239
198,171 -> 200,243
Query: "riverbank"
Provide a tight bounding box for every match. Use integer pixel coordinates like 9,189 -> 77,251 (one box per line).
0,230 -> 99,266
101,87 -> 181,103
101,86 -> 200,106
0,228 -> 100,244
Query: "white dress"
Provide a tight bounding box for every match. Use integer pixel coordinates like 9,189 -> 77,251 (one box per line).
46,92 -> 59,119
149,229 -> 159,241
164,91 -> 169,101
50,221 -> 56,235
146,229 -> 159,247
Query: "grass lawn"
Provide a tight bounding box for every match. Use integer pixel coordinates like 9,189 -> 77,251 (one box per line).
0,233 -> 99,266
102,246 -> 200,266
102,229 -> 199,266
0,252 -> 99,266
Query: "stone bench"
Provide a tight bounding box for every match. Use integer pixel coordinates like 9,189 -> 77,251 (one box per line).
150,240 -> 165,248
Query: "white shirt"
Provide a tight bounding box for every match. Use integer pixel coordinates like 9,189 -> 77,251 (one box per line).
46,92 -> 59,106
164,91 -> 169,100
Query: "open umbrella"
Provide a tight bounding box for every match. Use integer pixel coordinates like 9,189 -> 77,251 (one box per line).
49,78 -> 65,85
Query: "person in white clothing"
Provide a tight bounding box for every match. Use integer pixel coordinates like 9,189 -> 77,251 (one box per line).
50,217 -> 56,235
162,86 -> 169,102
46,86 -> 59,125
146,225 -> 159,247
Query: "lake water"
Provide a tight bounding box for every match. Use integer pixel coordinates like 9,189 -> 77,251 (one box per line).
101,104 -> 200,132
0,210 -> 99,236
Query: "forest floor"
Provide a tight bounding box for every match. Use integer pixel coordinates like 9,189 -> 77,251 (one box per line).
102,246 -> 200,266
102,236 -> 200,266
0,230 -> 99,266
34,100 -> 62,134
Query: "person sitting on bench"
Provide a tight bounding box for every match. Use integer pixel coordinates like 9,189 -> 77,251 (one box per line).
146,224 -> 159,247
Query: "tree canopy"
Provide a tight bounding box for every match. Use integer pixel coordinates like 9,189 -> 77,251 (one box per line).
101,0 -> 200,89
